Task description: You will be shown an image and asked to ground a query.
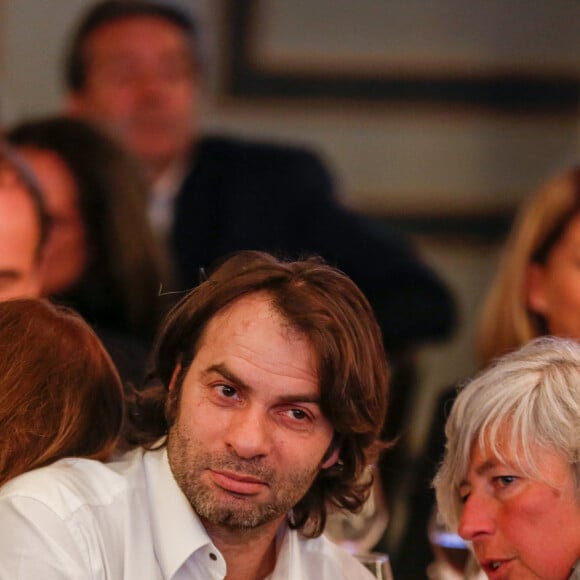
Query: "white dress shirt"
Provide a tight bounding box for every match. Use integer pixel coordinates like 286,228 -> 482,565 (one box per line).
0,447 -> 374,579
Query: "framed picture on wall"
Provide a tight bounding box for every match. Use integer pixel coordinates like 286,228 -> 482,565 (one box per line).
222,0 -> 580,112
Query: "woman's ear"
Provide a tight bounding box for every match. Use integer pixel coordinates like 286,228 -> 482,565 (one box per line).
526,263 -> 549,315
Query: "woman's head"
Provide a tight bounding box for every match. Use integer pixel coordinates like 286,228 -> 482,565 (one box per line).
477,166 -> 580,364
434,337 -> 580,578
12,146 -> 86,295
0,144 -> 49,300
0,298 -> 125,486
6,116 -> 162,337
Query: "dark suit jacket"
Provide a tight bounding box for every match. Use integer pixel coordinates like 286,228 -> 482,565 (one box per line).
172,135 -> 455,349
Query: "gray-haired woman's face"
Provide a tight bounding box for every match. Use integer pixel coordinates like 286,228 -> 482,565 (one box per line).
457,430 -> 580,579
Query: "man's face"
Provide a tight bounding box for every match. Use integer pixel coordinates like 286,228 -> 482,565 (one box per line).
167,293 -> 338,532
69,15 -> 199,178
0,168 -> 41,300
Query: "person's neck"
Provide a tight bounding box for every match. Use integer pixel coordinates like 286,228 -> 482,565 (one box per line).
203,516 -> 285,580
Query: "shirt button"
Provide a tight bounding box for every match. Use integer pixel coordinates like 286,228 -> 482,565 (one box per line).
209,553 -> 217,561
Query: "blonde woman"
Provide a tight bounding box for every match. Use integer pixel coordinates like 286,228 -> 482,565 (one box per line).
477,166 -> 580,364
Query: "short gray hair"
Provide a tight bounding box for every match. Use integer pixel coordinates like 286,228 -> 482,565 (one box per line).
434,336 -> 580,530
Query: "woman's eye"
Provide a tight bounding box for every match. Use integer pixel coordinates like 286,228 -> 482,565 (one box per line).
494,475 -> 517,487
458,485 -> 470,504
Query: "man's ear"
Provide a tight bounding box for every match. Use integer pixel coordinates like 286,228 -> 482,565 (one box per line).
526,263 -> 549,315
321,445 -> 340,470
168,363 -> 182,392
65,93 -> 85,115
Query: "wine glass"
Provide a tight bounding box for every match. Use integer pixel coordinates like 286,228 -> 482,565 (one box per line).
427,510 -> 472,578
355,552 -> 394,580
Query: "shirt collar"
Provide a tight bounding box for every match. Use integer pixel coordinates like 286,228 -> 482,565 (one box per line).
150,156 -> 188,203
143,446 -> 214,579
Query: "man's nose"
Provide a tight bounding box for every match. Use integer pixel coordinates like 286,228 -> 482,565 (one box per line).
458,493 -> 496,541
224,406 -> 272,460
136,71 -> 170,99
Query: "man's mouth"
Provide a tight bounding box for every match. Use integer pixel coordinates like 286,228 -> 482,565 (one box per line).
209,469 -> 268,495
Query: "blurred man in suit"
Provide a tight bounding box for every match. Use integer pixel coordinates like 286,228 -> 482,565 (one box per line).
64,0 -> 455,352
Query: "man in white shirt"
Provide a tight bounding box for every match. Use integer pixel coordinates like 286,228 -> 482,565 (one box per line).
0,251 -> 389,579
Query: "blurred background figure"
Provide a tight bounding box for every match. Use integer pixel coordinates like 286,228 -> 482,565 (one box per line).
63,0 -> 456,353
0,298 -> 124,488
0,144 -> 47,302
7,116 -> 164,382
434,337 -> 580,580
477,165 -> 580,363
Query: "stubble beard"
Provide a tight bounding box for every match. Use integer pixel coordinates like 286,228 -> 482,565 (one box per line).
167,424 -> 320,531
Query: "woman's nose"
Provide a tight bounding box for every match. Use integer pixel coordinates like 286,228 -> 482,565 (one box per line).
458,493 -> 496,541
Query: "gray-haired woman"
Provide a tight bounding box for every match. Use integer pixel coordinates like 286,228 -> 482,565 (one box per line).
434,337 -> 580,580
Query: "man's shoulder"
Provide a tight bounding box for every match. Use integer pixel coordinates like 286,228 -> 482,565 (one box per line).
196,134 -> 329,174
0,447 -> 147,517
199,133 -> 318,156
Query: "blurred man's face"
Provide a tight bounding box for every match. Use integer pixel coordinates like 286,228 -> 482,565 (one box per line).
69,15 -> 199,180
0,168 -> 41,300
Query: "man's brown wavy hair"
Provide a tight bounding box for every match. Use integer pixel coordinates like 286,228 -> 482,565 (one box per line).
126,251 -> 389,537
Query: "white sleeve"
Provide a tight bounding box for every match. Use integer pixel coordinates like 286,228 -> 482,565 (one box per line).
0,496 -> 91,579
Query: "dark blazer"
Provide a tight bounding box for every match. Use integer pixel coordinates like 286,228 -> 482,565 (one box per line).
172,135 -> 455,349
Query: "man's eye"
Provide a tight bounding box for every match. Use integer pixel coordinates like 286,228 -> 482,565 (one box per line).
163,64 -> 194,82
103,69 -> 137,85
215,385 -> 239,399
286,408 -> 310,421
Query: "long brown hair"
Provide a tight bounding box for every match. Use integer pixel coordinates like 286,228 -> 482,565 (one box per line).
126,251 -> 390,537
0,299 -> 124,486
